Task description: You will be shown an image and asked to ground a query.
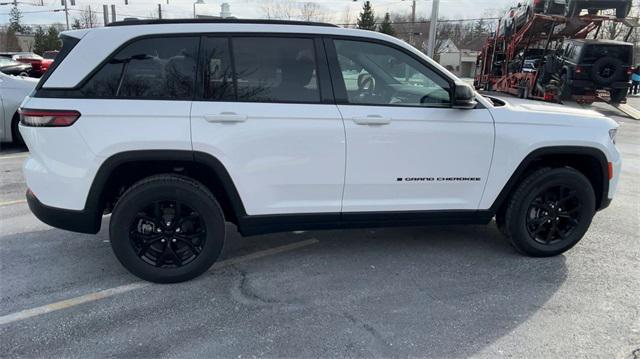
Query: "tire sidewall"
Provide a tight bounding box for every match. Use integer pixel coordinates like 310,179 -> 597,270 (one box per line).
110,179 -> 225,283
509,169 -> 596,256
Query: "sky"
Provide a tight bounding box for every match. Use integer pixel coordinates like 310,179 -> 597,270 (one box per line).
0,0 -> 515,28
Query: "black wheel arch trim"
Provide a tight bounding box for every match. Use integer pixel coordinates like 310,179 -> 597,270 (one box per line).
488,146 -> 610,213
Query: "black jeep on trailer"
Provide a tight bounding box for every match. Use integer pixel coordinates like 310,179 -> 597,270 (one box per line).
542,38 -> 634,103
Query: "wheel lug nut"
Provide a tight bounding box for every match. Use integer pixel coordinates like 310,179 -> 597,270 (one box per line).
156,228 -> 161,233
172,238 -> 176,243
161,239 -> 165,243
166,222 -> 171,226
176,228 -> 181,233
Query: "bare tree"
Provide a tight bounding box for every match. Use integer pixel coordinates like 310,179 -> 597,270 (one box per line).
73,5 -> 98,28
299,2 -> 328,22
261,0 -> 295,20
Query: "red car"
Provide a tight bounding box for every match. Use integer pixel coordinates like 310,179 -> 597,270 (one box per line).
0,52 -> 53,77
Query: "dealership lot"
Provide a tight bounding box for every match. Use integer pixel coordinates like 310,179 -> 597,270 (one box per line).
1,99 -> 639,358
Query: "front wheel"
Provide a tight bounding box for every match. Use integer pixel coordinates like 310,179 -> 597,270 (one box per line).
110,175 -> 226,283
559,73 -> 572,101
610,88 -> 627,104
501,167 -> 596,257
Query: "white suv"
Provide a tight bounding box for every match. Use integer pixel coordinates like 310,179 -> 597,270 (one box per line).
20,19 -> 621,283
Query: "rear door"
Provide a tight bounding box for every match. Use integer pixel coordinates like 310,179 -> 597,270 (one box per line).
328,38 -> 495,213
190,35 -> 346,216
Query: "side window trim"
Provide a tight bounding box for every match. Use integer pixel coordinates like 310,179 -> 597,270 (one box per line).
324,35 -> 455,108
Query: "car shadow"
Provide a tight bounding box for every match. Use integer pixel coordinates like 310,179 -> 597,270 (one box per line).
0,219 -> 567,358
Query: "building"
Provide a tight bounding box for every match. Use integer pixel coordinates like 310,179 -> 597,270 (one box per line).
437,36 -> 487,78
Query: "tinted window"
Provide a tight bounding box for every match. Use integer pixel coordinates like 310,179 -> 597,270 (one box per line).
232,37 -> 320,103
582,45 -> 631,64
334,40 -> 451,107
202,37 -> 234,100
81,37 -> 199,99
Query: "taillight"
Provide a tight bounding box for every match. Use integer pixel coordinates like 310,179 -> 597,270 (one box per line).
575,67 -> 583,74
19,109 -> 81,127
608,162 -> 613,180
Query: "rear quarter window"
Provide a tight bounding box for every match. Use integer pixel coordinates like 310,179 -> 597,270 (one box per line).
80,36 -> 199,99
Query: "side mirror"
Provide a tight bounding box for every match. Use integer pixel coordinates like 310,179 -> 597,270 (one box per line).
452,84 -> 477,109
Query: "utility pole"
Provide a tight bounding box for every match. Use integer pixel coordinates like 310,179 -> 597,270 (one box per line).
103,4 -> 109,25
409,0 -> 416,45
158,3 -> 162,19
111,4 -> 116,22
427,0 -> 439,58
62,0 -> 69,30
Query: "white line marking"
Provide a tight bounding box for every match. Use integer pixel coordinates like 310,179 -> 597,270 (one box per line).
0,199 -> 26,207
0,238 -> 319,325
0,154 -> 28,160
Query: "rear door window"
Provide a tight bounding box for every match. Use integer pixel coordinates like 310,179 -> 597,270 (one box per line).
231,37 -> 321,103
81,36 -> 199,99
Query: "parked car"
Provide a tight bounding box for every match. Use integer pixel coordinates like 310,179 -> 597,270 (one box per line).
21,19 -> 620,283
0,57 -> 32,76
544,0 -> 632,18
544,38 -> 633,102
0,72 -> 37,144
499,7 -> 518,36
0,52 -> 53,77
42,50 -> 59,60
513,0 -> 547,31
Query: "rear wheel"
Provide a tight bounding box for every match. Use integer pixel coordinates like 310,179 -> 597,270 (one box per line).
110,175 -> 225,283
501,167 -> 596,257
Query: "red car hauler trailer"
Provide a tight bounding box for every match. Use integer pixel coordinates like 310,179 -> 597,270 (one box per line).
474,11 -> 638,106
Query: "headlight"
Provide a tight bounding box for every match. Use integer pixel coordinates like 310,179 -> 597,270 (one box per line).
609,128 -> 617,144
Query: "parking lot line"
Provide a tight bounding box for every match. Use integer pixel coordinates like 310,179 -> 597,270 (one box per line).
0,199 -> 27,207
0,238 -> 319,326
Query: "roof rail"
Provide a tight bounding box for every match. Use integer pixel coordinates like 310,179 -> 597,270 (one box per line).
106,18 -> 339,28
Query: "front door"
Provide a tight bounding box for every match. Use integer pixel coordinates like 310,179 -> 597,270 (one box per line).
329,38 -> 495,213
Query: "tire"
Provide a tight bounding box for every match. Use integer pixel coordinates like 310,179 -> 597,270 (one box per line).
610,88 -> 627,104
501,167 -> 596,257
559,73 -> 572,101
565,0 -> 578,17
11,113 -> 24,146
109,174 -> 226,283
616,3 -> 630,19
591,57 -> 624,86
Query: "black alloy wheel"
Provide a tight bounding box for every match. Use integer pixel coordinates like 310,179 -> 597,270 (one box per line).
525,185 -> 581,245
130,200 -> 206,268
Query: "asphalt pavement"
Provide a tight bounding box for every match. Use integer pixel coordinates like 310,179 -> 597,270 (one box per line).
0,99 -> 638,358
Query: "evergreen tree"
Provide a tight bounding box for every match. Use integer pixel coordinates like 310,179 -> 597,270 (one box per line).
378,12 -> 395,36
44,26 -> 61,51
8,5 -> 24,33
33,26 -> 47,55
357,1 -> 376,31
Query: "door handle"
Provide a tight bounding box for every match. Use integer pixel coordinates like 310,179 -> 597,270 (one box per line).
204,112 -> 247,123
352,115 -> 391,126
